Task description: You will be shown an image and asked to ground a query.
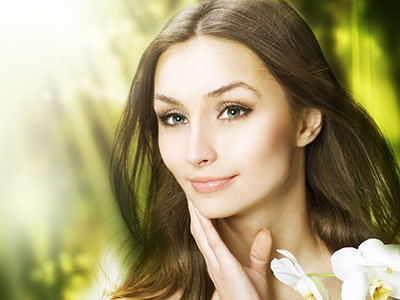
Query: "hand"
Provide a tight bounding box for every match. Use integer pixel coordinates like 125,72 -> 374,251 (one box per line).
187,198 -> 274,300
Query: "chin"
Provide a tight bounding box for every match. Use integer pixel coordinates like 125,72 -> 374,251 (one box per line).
193,200 -> 239,219
183,185 -> 244,219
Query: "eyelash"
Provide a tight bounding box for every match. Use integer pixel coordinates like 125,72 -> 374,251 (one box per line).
155,100 -> 252,127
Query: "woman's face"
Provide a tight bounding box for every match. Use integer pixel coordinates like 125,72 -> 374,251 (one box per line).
153,36 -> 303,219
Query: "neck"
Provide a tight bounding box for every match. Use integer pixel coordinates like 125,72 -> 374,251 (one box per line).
214,153 -> 330,271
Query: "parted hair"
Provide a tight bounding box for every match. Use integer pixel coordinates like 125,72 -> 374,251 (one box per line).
110,0 -> 400,299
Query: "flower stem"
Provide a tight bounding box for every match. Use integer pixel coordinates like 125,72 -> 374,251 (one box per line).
307,273 -> 336,277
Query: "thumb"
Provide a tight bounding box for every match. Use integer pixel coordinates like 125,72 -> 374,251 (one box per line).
249,229 -> 273,275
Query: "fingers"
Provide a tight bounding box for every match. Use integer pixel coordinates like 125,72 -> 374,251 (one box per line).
194,205 -> 236,263
187,198 -> 272,299
249,229 -> 273,275
187,199 -> 237,267
187,200 -> 218,268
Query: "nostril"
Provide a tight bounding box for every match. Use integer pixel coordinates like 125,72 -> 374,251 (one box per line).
198,159 -> 209,166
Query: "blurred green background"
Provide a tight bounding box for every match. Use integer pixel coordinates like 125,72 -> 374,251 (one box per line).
0,0 -> 399,299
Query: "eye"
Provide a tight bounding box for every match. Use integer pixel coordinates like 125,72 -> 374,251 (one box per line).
167,114 -> 186,125
216,100 -> 252,120
155,100 -> 252,127
156,110 -> 188,126
220,106 -> 247,119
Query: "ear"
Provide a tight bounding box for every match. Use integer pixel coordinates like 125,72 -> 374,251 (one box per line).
296,108 -> 323,147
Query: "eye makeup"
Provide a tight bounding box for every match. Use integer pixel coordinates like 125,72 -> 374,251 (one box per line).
215,100 -> 252,121
154,99 -> 253,127
155,109 -> 188,126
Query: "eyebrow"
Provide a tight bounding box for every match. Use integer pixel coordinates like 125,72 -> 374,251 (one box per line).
154,81 -> 260,106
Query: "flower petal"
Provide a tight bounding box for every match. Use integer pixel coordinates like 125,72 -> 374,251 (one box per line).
341,270 -> 369,300
331,247 -> 365,281
359,239 -> 388,265
277,249 -> 308,278
380,271 -> 400,298
358,238 -> 384,255
271,257 -> 301,287
311,276 -> 331,300
381,245 -> 400,272
358,264 -> 387,282
303,275 -> 326,300
276,250 -> 327,300
295,278 -> 313,299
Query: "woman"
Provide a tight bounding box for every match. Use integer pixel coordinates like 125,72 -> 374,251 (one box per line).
110,0 -> 400,299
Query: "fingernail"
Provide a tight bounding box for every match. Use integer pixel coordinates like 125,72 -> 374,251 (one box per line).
260,228 -> 271,235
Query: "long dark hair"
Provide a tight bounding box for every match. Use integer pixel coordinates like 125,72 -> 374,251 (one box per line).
110,0 -> 400,299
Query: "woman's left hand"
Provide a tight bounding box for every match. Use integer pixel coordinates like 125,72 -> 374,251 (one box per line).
187,198 -> 273,300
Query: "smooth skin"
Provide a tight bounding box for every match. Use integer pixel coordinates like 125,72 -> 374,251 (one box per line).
188,199 -> 273,300
153,36 -> 342,299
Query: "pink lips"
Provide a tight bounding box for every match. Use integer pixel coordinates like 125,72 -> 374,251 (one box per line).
189,175 -> 237,193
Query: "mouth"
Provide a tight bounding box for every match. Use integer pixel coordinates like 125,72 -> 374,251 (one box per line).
189,175 -> 237,193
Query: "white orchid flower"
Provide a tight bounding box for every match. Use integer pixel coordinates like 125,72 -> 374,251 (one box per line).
271,249 -> 331,300
331,238 -> 400,300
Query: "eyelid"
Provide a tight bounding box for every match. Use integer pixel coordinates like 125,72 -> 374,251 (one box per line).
155,109 -> 188,126
215,99 -> 249,112
215,99 -> 252,119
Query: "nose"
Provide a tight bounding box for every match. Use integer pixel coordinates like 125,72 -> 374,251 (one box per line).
185,122 -> 217,167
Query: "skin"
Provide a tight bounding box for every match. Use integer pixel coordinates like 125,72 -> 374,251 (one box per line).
153,36 -> 342,300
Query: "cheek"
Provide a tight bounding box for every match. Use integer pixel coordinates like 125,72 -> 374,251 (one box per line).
158,129 -> 186,174
243,113 -> 295,177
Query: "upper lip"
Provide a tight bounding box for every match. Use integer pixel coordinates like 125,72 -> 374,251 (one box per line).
188,175 -> 237,183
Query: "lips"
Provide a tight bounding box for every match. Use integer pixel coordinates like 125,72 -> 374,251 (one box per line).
189,175 -> 237,193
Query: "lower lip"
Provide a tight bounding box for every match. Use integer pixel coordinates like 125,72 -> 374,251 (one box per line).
190,176 -> 236,193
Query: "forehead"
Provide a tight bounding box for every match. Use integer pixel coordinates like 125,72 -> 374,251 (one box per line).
154,36 -> 275,97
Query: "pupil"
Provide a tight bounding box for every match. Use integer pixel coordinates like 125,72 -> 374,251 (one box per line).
174,116 -> 182,123
228,109 -> 239,117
